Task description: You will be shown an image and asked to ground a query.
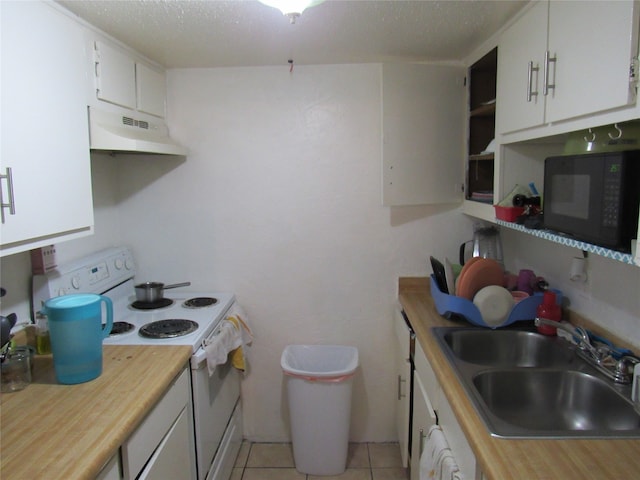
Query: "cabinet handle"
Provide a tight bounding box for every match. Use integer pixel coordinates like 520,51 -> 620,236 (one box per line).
543,51 -> 557,96
419,428 -> 426,454
0,167 -> 16,223
397,375 -> 406,400
526,61 -> 539,102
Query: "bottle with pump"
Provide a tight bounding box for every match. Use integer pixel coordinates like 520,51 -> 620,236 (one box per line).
536,291 -> 561,335
35,311 -> 51,354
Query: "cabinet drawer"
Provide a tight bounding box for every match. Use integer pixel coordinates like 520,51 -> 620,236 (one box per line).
122,368 -> 189,479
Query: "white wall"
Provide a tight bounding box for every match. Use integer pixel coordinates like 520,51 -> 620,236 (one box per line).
111,64 -> 472,441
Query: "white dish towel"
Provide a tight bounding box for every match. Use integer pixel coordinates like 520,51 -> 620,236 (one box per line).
420,425 -> 464,480
204,304 -> 253,376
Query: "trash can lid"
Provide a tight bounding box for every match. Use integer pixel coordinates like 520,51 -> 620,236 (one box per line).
281,345 -> 358,377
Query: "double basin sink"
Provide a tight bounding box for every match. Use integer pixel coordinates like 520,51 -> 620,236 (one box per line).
432,327 -> 640,438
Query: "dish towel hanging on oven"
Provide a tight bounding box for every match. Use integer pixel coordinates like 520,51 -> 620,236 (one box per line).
420,425 -> 464,480
204,304 -> 253,376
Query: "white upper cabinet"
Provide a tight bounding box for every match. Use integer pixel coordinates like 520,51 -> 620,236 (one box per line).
496,1 -> 548,133
497,1 -> 639,135
95,40 -> 137,110
1,1 -> 93,256
382,64 -> 465,206
93,39 -> 166,118
136,63 -> 166,117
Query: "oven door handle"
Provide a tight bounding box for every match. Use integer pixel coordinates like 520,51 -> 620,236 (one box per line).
191,346 -> 208,370
191,323 -> 227,370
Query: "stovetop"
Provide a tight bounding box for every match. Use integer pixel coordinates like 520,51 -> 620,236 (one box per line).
104,289 -> 235,352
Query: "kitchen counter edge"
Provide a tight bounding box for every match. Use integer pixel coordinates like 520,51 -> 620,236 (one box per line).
398,277 -> 640,480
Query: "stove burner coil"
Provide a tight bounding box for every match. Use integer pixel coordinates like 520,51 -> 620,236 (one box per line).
110,321 -> 135,336
183,297 -> 218,309
131,298 -> 174,310
138,319 -> 199,339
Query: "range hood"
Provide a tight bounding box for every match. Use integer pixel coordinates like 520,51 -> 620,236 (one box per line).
88,107 -> 188,156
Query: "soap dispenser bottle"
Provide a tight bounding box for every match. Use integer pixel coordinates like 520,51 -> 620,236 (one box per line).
35,311 -> 51,354
536,291 -> 561,336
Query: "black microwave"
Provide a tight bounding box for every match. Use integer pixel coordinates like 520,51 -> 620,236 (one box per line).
542,149 -> 640,253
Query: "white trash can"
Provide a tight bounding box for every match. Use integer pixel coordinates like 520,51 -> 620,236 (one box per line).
281,345 -> 359,476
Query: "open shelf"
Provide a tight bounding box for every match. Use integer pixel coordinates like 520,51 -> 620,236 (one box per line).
469,153 -> 494,161
496,220 -> 638,265
470,103 -> 496,117
466,47 -> 497,203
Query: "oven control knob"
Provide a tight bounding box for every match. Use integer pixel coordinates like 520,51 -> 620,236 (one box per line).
114,258 -> 124,270
57,288 -> 66,296
71,276 -> 81,290
125,259 -> 133,270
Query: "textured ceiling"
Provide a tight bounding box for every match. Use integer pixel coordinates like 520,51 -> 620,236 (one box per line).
58,0 -> 527,68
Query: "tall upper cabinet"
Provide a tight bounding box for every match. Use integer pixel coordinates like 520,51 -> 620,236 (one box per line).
382,64 -> 465,206
0,1 -> 94,257
497,0 -> 639,135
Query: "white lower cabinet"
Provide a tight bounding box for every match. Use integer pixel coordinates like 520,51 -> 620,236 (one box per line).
394,309 -> 412,467
122,368 -> 195,480
410,363 -> 437,480
138,407 -> 192,480
96,455 -> 121,480
411,342 -> 482,480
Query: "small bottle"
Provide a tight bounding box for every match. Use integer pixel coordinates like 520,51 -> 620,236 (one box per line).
35,311 -> 51,354
536,291 -> 561,336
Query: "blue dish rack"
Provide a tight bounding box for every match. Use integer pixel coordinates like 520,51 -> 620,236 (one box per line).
429,275 -> 561,329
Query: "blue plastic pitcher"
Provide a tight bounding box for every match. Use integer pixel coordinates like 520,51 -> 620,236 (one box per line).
44,294 -> 113,385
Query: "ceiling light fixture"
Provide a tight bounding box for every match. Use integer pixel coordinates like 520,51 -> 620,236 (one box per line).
258,0 -> 326,24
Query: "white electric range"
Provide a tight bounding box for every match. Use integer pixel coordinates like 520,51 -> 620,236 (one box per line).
32,246 -> 243,480
32,247 -> 235,349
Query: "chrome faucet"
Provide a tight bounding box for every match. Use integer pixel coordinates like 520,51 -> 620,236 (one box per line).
534,317 -> 598,357
534,317 -> 639,384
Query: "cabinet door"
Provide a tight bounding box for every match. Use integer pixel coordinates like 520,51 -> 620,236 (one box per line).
138,407 -> 194,480
95,40 -> 137,110
546,1 -> 638,123
435,388 -> 476,479
96,455 -> 122,480
393,309 -> 411,467
136,63 -> 166,118
496,1 -> 548,134
382,64 -> 465,206
410,372 -> 437,480
0,1 -> 93,255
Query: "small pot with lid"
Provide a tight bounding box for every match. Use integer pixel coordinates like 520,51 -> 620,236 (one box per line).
134,282 -> 191,303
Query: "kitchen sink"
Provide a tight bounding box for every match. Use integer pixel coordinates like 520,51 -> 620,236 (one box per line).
432,327 -> 640,438
440,329 -> 573,367
474,370 -> 640,434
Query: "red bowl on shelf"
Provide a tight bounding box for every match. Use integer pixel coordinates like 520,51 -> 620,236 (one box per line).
494,205 -> 525,222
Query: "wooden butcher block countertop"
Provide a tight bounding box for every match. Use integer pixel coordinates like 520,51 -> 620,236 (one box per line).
0,344 -> 191,480
398,277 -> 640,480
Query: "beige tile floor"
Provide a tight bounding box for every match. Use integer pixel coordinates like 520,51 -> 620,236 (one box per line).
231,442 -> 407,480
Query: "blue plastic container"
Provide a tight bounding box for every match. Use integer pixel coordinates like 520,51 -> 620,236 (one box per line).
430,275 -> 561,329
44,294 -> 113,384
